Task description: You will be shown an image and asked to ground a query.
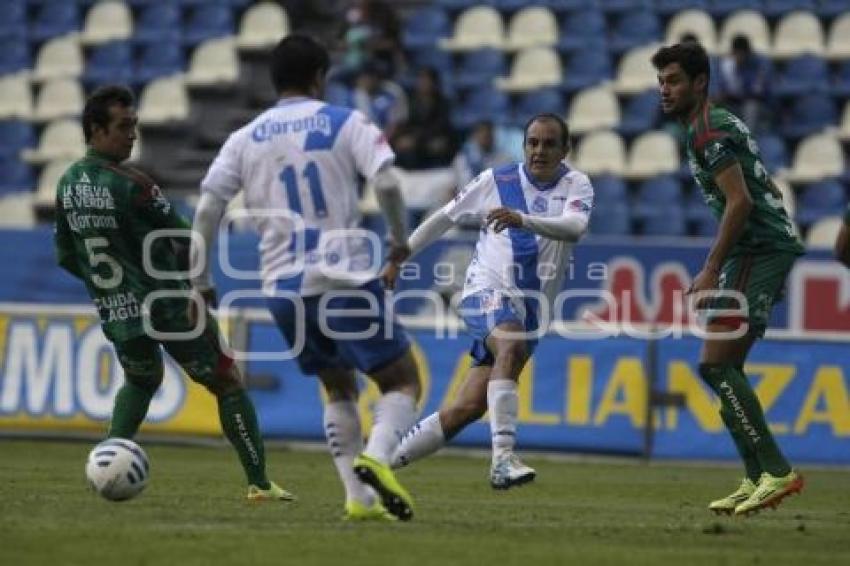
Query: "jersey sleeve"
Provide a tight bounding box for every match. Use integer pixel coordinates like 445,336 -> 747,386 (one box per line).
200,130 -> 244,201
564,173 -> 594,221
441,169 -> 492,223
345,109 -> 396,179
130,176 -> 190,231
695,120 -> 739,176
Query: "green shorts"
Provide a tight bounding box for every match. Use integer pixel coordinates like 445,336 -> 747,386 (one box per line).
707,251 -> 799,338
113,314 -> 231,387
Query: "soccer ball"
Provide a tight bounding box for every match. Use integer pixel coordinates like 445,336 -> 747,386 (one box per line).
85,438 -> 150,501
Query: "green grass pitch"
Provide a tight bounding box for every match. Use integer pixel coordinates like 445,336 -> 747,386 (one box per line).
1,439 -> 849,566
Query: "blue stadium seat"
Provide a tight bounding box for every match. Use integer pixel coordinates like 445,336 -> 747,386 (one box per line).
608,10 -> 661,54
557,9 -> 607,53
404,48 -> 454,95
796,179 -> 847,228
561,48 -> 612,93
816,0 -> 850,18
617,90 -> 661,137
756,134 -> 789,174
452,87 -> 510,130
402,5 -> 451,50
684,184 -> 717,234
590,175 -> 628,202
762,0 -> 816,18
654,0 -> 708,16
183,4 -> 234,47
588,203 -> 632,236
0,36 -> 31,75
831,61 -> 850,98
0,120 -> 36,158
633,176 -> 685,236
29,0 -> 79,43
706,0 -> 765,18
773,55 -> 830,98
435,0 -> 480,11
134,42 -> 185,85
541,0 -> 600,14
598,0 -> 653,15
511,88 -> 564,127
133,2 -> 182,45
83,41 -> 133,88
641,204 -> 687,236
0,0 -> 27,40
0,155 -> 34,194
781,93 -> 838,139
452,49 -> 506,91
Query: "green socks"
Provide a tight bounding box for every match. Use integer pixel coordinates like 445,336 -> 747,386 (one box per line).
699,363 -> 792,477
218,390 -> 269,489
108,381 -> 156,439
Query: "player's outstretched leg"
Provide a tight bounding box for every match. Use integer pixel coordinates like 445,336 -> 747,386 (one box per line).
734,471 -> 804,516
488,378 -> 535,490
353,453 -> 414,521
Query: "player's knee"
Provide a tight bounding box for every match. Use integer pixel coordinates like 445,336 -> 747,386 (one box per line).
124,372 -> 162,395
206,356 -> 244,397
494,340 -> 528,374
450,396 -> 487,425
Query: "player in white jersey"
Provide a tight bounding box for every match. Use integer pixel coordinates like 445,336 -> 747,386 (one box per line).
383,114 -> 594,489
189,35 -> 421,521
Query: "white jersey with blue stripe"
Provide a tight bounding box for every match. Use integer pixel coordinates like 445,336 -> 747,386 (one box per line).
200,97 -> 395,296
442,163 -> 594,317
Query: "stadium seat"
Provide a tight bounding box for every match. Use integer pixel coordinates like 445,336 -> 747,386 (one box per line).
138,75 -> 190,125
708,0 -> 764,18
83,41 -> 133,87
817,0 -> 850,18
511,88 -> 563,127
568,85 -> 621,134
598,0 -> 653,15
796,180 -> 847,229
401,5 -> 450,50
718,10 -> 770,55
134,42 -> 185,86
590,175 -> 628,202
132,2 -> 181,44
560,48 -> 612,93
503,6 -> 558,51
183,3 -> 235,47
451,87 -> 510,130
624,131 -> 680,180
665,9 -> 718,54
825,13 -> 850,60
617,90 -> 661,137
0,191 -> 35,227
452,49 -> 506,91
0,120 -> 36,158
0,0 -> 27,40
22,119 -> 85,164
755,134 -> 789,174
609,10 -> 661,54
772,11 -> 825,59
31,35 -> 84,83
0,74 -> 33,120
772,176 -> 796,218
186,38 -> 239,86
684,186 -> 718,237
763,0 -> 817,17
781,92 -> 837,139
0,155 -> 34,194
655,0 -> 708,16
773,55 -> 830,97
404,48 -> 454,94
32,78 -> 84,123
784,132 -> 845,183
588,202 -> 632,236
839,100 -> 850,141
29,0 -> 79,43
572,130 -> 627,176
434,0 -> 479,10
494,47 -> 562,92
237,2 -> 290,50
34,158 -> 77,208
831,60 -> 850,98
439,6 -> 504,51
557,9 -> 607,53
805,216 -> 843,248
80,0 -> 133,45
633,175 -> 683,225
0,35 -> 31,76
613,44 -> 661,95
641,204 -> 687,237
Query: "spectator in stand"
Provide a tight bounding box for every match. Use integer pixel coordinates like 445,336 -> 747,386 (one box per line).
349,61 -> 408,140
716,35 -> 772,131
343,0 -> 404,78
453,121 -> 514,189
391,67 -> 457,170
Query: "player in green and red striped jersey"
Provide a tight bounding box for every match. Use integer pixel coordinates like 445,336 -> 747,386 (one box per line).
651,43 -> 803,516
54,85 -> 293,501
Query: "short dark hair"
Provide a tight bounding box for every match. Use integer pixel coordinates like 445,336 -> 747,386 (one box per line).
269,34 -> 330,93
651,42 -> 711,94
524,113 -> 570,151
82,85 -> 134,143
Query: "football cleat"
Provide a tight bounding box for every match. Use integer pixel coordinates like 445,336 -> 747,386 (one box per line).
246,481 -> 297,502
353,454 -> 414,521
344,500 -> 397,522
490,453 -> 536,490
734,470 -> 804,517
708,478 -> 756,515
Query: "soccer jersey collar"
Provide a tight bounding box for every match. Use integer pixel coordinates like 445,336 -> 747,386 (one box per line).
522,163 -> 568,192
276,96 -> 312,107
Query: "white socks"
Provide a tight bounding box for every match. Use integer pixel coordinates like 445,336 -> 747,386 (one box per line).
391,411 -> 445,469
323,401 -> 374,505
364,391 -> 418,465
487,378 -> 518,463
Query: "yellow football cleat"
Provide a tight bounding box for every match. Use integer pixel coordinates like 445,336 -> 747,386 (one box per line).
246,481 -> 297,502
735,471 -> 804,516
344,500 -> 397,522
708,478 -> 756,515
353,454 -> 414,521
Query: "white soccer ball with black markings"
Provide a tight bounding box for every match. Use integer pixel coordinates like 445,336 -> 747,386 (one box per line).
85,439 -> 150,501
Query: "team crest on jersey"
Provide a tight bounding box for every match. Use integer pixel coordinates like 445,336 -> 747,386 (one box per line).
532,196 -> 548,213
78,172 -> 91,184
569,199 -> 591,213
